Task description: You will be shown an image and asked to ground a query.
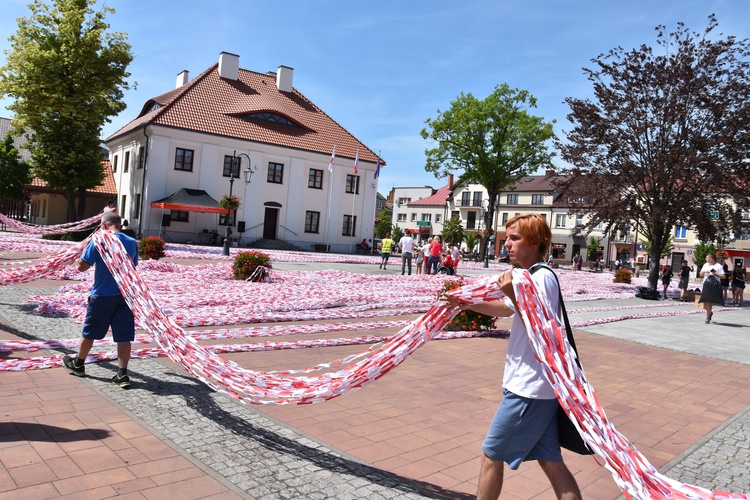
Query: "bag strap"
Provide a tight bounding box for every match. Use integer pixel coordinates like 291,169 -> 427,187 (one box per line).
529,263 -> 580,356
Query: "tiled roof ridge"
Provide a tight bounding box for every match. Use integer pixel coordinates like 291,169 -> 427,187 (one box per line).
265,72 -> 381,164
143,63 -> 219,122
106,61 -> 383,165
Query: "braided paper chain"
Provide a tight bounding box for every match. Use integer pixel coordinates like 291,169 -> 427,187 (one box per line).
0,211 -> 105,235
2,230 -> 748,497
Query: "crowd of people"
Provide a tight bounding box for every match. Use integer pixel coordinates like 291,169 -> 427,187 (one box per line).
374,233 -> 465,275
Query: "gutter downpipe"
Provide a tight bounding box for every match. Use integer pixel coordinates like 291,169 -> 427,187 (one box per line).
137,125 -> 150,239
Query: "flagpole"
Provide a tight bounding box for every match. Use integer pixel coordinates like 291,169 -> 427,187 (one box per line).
325,143 -> 335,252
350,147 -> 359,254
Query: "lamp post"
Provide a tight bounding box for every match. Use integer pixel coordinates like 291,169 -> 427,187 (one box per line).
482,198 -> 493,268
222,151 -> 258,256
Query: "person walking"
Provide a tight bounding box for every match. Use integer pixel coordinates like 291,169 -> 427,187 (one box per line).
398,233 -> 416,275
731,265 -> 746,305
443,214 -> 582,500
379,234 -> 394,270
678,260 -> 693,301
660,265 -> 673,300
427,235 -> 443,275
699,253 -> 725,324
63,212 -> 138,388
572,253 -> 581,271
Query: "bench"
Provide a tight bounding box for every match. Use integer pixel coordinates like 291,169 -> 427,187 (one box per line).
355,245 -> 368,254
314,244 -> 329,252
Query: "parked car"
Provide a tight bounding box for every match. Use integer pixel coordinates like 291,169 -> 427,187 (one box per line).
498,249 -> 510,263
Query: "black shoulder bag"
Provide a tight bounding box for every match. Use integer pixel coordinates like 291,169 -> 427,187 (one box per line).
529,264 -> 593,455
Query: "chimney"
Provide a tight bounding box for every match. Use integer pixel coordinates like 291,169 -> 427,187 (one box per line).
276,65 -> 294,92
175,70 -> 189,88
218,52 -> 239,80
448,173 -> 454,189
545,169 -> 556,176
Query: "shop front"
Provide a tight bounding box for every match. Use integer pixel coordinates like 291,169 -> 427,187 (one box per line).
551,242 -> 567,260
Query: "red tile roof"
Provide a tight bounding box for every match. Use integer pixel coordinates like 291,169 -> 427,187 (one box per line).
107,64 -> 382,164
409,183 -> 453,206
29,159 -> 116,195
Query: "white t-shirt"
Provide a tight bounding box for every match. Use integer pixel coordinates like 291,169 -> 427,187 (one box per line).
450,246 -> 460,260
502,265 -> 561,400
399,236 -> 415,253
701,262 -> 724,283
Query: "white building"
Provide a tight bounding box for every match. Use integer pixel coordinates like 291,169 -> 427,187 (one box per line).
104,52 -> 382,252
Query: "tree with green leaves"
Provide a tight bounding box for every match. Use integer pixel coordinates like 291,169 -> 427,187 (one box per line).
465,231 -> 481,259
556,15 -> 750,290
586,236 -> 602,262
421,84 -> 555,263
640,229 -> 675,260
0,132 -> 32,200
693,241 -> 717,278
0,0 -> 133,221
441,215 -> 465,246
374,209 -> 392,238
391,225 -> 404,244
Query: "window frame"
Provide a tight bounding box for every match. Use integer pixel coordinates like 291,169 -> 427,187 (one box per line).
308,168 -> 323,189
342,214 -> 357,236
171,210 -> 189,222
472,192 -> 482,207
345,174 -> 360,194
267,162 -> 284,184
175,148 -> 194,172
305,210 -> 321,233
507,194 -> 519,205
223,155 -> 240,178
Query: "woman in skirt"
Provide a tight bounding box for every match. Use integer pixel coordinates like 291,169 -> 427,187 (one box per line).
699,253 -> 726,323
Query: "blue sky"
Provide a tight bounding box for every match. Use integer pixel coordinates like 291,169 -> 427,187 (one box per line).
2,0 -> 750,193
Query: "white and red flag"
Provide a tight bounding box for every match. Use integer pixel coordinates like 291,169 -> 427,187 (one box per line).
328,143 -> 336,172
353,148 -> 359,175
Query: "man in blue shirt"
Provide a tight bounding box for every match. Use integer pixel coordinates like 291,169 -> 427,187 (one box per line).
63,212 -> 139,388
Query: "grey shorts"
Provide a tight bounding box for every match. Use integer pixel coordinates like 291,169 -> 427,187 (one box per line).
481,388 -> 562,470
678,276 -> 689,290
82,295 -> 135,342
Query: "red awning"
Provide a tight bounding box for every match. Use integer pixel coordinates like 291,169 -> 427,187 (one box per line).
150,188 -> 226,214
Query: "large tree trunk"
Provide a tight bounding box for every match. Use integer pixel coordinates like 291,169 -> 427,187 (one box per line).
648,248 -> 661,290
65,189 -> 77,222
76,186 -> 88,221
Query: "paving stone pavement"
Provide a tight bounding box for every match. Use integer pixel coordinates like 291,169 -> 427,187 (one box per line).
3,273 -> 750,498
0,285 -> 453,499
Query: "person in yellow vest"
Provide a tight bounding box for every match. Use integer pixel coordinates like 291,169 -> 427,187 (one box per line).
379,234 -> 395,270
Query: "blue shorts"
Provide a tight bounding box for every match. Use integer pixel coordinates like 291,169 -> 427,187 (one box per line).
82,295 -> 135,342
481,388 -> 562,470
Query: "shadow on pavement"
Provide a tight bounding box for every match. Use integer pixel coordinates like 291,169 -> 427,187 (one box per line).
129,368 -> 475,500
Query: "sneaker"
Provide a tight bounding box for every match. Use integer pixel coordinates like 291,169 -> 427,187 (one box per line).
111,373 -> 131,388
63,355 -> 85,377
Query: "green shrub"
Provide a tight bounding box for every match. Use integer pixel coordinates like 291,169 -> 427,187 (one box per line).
437,279 -> 496,331
138,236 -> 166,260
233,250 -> 272,281
613,268 -> 633,284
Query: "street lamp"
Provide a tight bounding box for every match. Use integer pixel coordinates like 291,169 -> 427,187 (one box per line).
222,151 -> 258,256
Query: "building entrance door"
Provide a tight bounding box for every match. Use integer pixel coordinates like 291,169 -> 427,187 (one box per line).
263,207 -> 278,239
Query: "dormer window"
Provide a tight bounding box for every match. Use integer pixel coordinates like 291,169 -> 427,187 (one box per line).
237,112 -> 303,129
